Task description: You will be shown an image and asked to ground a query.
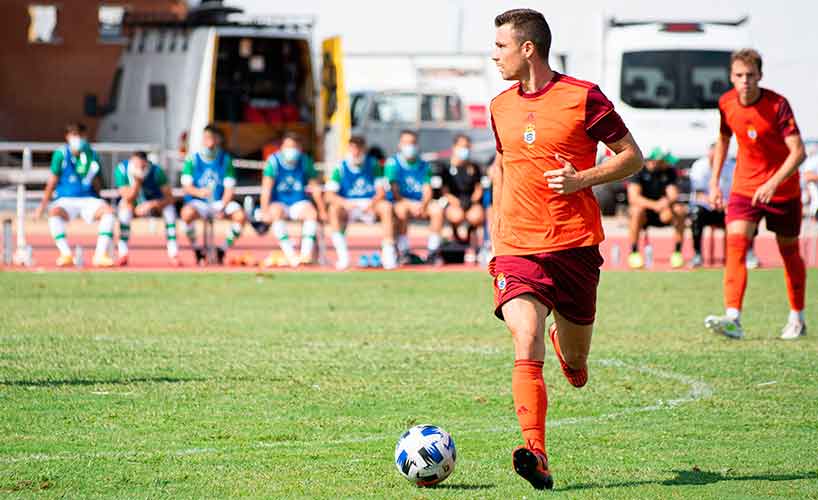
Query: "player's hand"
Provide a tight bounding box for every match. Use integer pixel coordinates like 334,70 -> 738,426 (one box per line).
199,187 -> 212,199
412,204 -> 425,218
318,210 -> 328,223
33,204 -> 45,219
752,178 -> 779,206
709,181 -> 724,210
544,154 -> 584,194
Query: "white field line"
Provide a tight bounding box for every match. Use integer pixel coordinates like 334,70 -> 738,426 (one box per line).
0,358 -> 713,464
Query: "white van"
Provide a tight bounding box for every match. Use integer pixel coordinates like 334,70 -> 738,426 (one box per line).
91,4 -> 320,175
602,17 -> 751,165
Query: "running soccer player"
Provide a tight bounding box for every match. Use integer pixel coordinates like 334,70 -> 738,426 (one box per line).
260,132 -> 327,268
114,151 -> 180,266
490,9 -> 643,490
325,135 -> 395,270
385,130 -> 444,263
704,49 -> 807,340
34,123 -> 116,267
179,124 -> 247,264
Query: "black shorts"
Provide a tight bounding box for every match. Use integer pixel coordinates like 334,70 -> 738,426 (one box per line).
644,209 -> 668,228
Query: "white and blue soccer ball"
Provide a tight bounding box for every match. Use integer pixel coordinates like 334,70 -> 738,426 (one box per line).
394,424 -> 456,487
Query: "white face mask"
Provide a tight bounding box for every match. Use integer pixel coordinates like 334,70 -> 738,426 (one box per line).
346,153 -> 363,167
400,144 -> 417,160
201,146 -> 218,159
281,147 -> 300,164
68,137 -> 83,152
454,147 -> 470,161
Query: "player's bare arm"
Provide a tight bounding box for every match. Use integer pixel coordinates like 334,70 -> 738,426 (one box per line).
626,182 -> 661,211
544,132 -> 642,195
751,134 -> 806,206
260,175 -> 273,219
419,185 -> 433,216
34,175 -> 58,218
710,133 -> 732,210
220,186 -> 235,213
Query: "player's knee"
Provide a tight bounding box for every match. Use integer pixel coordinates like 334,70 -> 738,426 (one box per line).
659,209 -> 673,224
49,206 -> 66,218
180,205 -> 195,221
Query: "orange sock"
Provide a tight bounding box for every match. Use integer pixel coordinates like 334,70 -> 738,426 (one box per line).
725,234 -> 750,310
512,360 -> 547,453
778,240 -> 806,311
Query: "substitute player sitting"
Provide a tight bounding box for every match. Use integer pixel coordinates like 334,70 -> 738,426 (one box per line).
179,124 -> 246,265
439,134 -> 485,248
490,9 -> 643,490
114,151 -> 180,266
386,130 -> 444,263
260,132 -> 327,268
325,135 -> 395,270
705,49 -> 808,340
34,123 -> 115,267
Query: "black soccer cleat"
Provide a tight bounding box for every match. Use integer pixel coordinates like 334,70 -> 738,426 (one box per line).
513,446 -> 554,490
216,247 -> 226,265
194,247 -> 206,265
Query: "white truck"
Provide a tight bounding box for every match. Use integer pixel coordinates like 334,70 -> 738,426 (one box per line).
89,2 -> 321,182
593,17 -> 751,213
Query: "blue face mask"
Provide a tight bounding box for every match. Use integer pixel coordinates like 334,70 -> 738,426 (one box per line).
454,147 -> 470,161
281,147 -> 300,164
202,146 -> 218,160
400,144 -> 417,160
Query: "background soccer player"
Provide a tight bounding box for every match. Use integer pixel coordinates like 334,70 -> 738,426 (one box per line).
179,124 -> 247,265
385,130 -> 442,264
324,135 -> 394,270
705,49 -> 807,340
489,9 -> 643,490
34,123 -> 115,267
260,132 -> 327,268
114,151 -> 180,266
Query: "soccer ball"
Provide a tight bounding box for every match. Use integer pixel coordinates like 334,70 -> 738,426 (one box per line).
394,424 -> 456,487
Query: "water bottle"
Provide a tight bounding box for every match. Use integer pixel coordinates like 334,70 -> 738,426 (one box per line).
644,244 -> 653,268
610,244 -> 621,267
75,245 -> 84,268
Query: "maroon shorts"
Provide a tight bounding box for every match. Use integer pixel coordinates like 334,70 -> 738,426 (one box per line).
490,245 -> 603,325
726,194 -> 801,238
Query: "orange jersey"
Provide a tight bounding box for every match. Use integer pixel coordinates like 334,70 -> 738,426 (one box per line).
490,74 -> 628,256
719,88 -> 801,201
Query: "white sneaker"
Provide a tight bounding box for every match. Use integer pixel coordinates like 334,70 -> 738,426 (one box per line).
690,253 -> 703,268
780,320 -> 806,340
704,315 -> 745,339
335,258 -> 349,271
746,250 -> 760,269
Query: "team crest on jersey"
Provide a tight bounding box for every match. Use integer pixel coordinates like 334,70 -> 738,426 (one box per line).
747,125 -> 758,141
496,273 -> 506,292
523,124 -> 536,145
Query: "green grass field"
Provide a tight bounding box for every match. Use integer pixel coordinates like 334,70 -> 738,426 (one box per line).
1,270 -> 817,499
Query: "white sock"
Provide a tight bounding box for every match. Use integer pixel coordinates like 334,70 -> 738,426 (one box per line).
163,205 -> 179,257
789,310 -> 805,323
48,216 -> 71,256
331,231 -> 348,266
382,240 -> 397,268
117,207 -> 131,256
428,233 -> 441,252
117,239 -> 129,256
273,220 -> 297,262
96,213 -> 115,257
300,219 -> 318,260
397,235 -> 410,254
726,308 -> 741,322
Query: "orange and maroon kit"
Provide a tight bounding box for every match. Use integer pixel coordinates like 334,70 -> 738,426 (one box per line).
489,73 -> 628,455
719,88 -> 805,313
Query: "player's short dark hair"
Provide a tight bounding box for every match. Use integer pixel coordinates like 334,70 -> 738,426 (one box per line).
731,48 -> 762,73
349,135 -> 366,148
203,123 -> 223,138
453,133 -> 471,145
282,131 -> 302,144
494,9 -> 551,61
399,129 -> 418,140
131,151 -> 148,161
65,122 -> 87,135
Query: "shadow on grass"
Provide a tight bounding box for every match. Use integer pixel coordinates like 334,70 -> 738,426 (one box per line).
430,483 -> 495,490
560,469 -> 818,491
0,376 -> 204,388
